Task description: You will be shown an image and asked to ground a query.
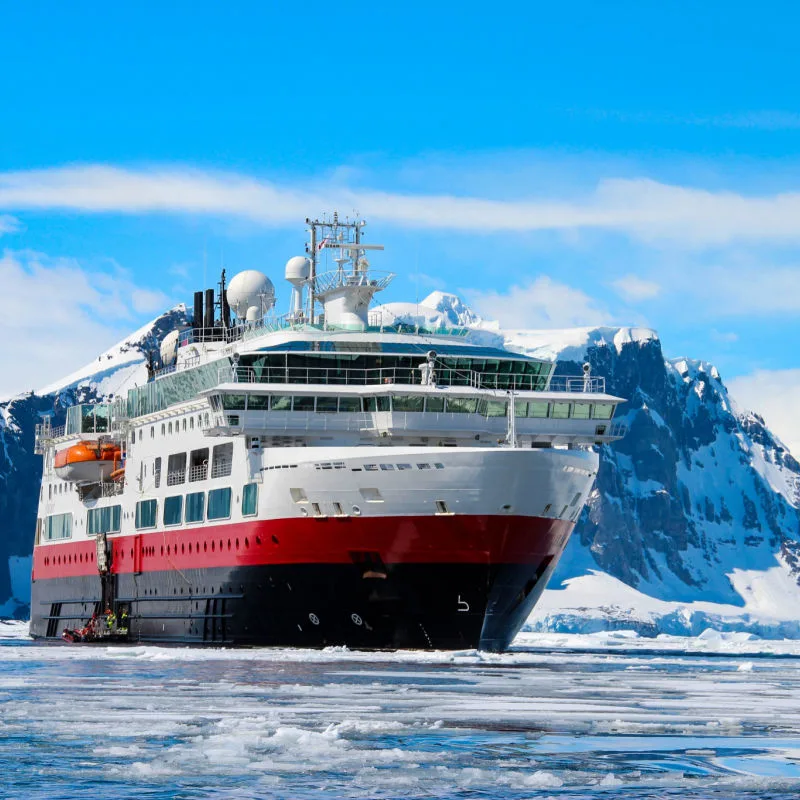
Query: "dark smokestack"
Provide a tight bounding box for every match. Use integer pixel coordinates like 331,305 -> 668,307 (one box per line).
193,291 -> 203,329
222,289 -> 231,328
204,288 -> 214,329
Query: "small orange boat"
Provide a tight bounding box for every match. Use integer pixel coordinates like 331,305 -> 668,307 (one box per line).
54,441 -> 122,484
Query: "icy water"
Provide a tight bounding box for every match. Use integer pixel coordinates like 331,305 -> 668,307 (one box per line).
2,623 -> 800,798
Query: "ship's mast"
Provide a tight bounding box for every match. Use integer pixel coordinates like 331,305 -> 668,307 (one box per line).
305,212 -> 369,324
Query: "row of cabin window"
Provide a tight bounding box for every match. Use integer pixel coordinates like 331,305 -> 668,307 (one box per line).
136,483 -> 257,529
214,393 -> 616,420
159,442 -> 233,487
131,413 -> 213,444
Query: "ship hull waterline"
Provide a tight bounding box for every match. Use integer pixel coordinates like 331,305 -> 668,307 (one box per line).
30,513 -> 572,652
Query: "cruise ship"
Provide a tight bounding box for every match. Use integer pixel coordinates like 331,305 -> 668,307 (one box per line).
29,215 -> 626,651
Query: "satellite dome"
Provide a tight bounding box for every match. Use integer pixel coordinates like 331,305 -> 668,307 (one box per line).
160,329 -> 181,366
227,270 -> 275,320
285,256 -> 311,285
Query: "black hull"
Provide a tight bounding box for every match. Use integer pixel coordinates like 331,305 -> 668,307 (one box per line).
30,559 -> 557,651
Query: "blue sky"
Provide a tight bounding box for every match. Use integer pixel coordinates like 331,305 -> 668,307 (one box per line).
2,2 -> 800,448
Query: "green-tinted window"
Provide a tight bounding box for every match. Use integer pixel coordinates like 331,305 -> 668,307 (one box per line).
87,505 -> 121,535
242,483 -> 258,516
315,396 -> 338,413
208,487 -> 232,520
593,403 -> 614,420
292,396 -> 315,411
270,395 -> 292,411
377,396 -> 390,411
338,397 -> 361,412
528,401 -> 550,418
185,492 -> 205,523
365,396 -> 390,412
446,397 -> 478,413
485,400 -> 508,417
425,396 -> 445,412
247,395 -> 269,410
572,403 -> 591,419
163,495 -> 183,526
551,402 -> 571,419
222,394 -> 246,410
514,401 -> 528,417
392,395 -> 424,412
45,512 -> 73,540
135,499 -> 157,530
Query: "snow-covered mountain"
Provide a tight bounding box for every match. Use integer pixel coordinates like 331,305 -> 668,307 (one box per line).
0,306 -> 189,616
376,293 -> 800,636
2,293 -> 799,635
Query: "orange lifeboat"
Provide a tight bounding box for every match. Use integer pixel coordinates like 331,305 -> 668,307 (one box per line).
54,441 -> 122,484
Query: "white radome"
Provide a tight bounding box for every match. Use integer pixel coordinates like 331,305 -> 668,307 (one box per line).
227,270 -> 276,319
160,329 -> 181,366
285,256 -> 311,285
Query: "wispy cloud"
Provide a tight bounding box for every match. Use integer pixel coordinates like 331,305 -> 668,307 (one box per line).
611,275 -> 661,302
4,164 -> 800,248
466,277 -> 610,329
0,214 -> 20,235
585,109 -> 800,131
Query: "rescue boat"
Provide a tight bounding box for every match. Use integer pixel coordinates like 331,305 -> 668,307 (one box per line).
54,441 -> 121,484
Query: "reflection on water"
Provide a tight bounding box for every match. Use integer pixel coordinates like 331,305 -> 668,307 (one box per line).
2,623 -> 800,799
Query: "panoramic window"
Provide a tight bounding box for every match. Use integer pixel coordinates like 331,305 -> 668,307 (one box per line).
270,395 -> 292,411
528,401 -> 550,418
185,491 -> 205,523
207,487 -> 232,520
135,499 -> 157,530
163,495 -> 183,526
242,483 -> 258,516
87,505 -> 120,536
425,396 -> 445,412
446,397 -> 478,414
45,512 -> 73,540
484,400 -> 507,417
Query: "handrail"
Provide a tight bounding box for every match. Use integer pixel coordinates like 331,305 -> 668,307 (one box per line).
215,365 -> 606,394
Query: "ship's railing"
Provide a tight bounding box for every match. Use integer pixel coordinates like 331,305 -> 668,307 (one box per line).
188,464 -> 207,482
167,470 -> 186,486
217,366 -> 606,394
101,481 -> 124,497
312,268 -> 395,296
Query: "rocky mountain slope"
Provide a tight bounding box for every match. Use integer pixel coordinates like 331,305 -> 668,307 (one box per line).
0,306 -> 188,616
2,293 -> 799,632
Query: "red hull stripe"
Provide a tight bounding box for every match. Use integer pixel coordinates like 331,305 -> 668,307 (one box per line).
32,515 -> 573,580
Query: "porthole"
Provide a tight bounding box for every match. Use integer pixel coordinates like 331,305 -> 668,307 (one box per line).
351,505 -> 361,516
244,537 -> 249,548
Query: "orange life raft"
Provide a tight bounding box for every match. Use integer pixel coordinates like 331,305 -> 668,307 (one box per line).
54,441 -> 122,484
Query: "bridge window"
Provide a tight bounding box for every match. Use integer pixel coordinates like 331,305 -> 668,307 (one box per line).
572,403 -> 591,419
528,401 -> 550,418
315,396 -> 338,413
551,402 -> 571,419
293,396 -> 315,411
338,397 -> 362,412
484,400 -> 507,417
185,491 -> 205,523
270,395 -> 292,411
425,396 -> 445,412
364,396 -> 390,412
392,395 -> 424,412
208,487 -> 232,521
247,394 -> 269,410
163,496 -> 183,526
592,403 -> 614,419
446,397 -> 478,414
135,500 -> 157,530
222,394 -> 246,410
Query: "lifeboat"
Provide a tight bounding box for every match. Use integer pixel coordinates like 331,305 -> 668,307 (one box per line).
54,441 -> 122,484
